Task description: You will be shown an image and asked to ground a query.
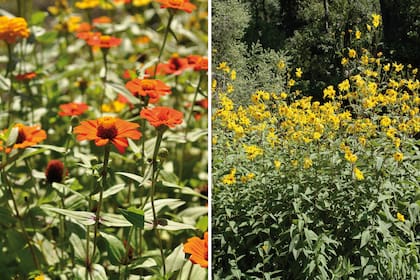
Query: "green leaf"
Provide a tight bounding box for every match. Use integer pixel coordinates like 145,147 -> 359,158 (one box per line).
119,207 -> 145,228
0,74 -> 11,91
304,228 -> 318,242
186,129 -> 208,142
106,82 -> 140,104
73,264 -> 107,280
116,171 -> 147,186
100,213 -> 132,227
159,181 -> 208,199
6,127 -> 18,147
178,261 -> 207,280
31,11 -> 47,25
128,138 -> 140,154
36,31 -> 58,44
91,184 -> 125,201
36,145 -> 66,154
130,258 -> 158,270
33,233 -> 59,266
0,207 -> 15,227
100,232 -> 125,265
363,265 -> 377,276
41,205 -> 95,226
196,216 -> 208,232
360,229 -> 370,248
367,201 -> 377,212
163,129 -> 207,143
143,199 -> 185,220
74,150 -> 96,168
165,244 -> 185,274
146,219 -> 195,231
178,206 -> 208,222
69,233 -> 87,263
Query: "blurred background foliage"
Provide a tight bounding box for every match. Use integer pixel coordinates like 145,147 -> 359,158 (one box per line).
212,0 -> 420,101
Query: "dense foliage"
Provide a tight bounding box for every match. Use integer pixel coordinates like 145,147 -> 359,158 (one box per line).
212,13 -> 420,280
0,0 -> 208,279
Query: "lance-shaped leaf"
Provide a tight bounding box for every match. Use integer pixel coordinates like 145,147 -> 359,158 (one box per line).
119,207 -> 145,228
100,231 -> 125,265
41,205 -> 96,226
91,184 -> 125,201
100,213 -> 132,227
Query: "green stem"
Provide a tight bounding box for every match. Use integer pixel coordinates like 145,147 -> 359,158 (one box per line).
178,73 -> 204,180
153,13 -> 174,78
150,129 -> 166,275
5,43 -> 14,78
2,171 -> 40,270
91,144 -> 111,261
59,194 -> 66,270
187,262 -> 194,280
6,43 -> 15,127
100,51 -> 109,113
185,73 -> 204,132
121,226 -> 134,280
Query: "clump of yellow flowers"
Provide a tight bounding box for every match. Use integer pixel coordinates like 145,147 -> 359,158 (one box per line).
214,43 -> 419,187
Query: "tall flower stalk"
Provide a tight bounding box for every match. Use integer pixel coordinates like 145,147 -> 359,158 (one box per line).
179,70 -> 205,179
153,12 -> 174,78
91,143 -> 110,260
150,128 -> 165,273
73,116 -> 141,272
2,171 -> 40,270
140,106 -> 183,275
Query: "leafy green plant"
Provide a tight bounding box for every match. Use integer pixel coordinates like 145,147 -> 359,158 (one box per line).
212,13 -> 419,278
0,0 -> 208,279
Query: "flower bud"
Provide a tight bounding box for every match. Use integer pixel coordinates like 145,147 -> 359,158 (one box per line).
45,159 -> 65,184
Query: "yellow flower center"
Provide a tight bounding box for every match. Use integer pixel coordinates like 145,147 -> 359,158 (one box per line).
141,80 -> 157,90
100,35 -> 111,42
169,0 -> 183,5
97,117 -> 117,139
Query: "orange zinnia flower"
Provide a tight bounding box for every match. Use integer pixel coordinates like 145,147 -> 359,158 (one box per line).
73,116 -> 142,153
196,98 -> 208,109
75,22 -> 92,33
58,102 -> 89,116
15,72 -> 37,81
125,79 -> 171,103
187,55 -> 208,71
76,31 -> 99,41
122,69 -> 137,80
183,232 -> 208,268
0,16 -> 30,43
0,124 -> 47,153
140,106 -> 183,128
93,16 -> 112,24
146,55 -> 190,76
87,34 -> 122,49
163,55 -> 190,75
156,0 -> 196,13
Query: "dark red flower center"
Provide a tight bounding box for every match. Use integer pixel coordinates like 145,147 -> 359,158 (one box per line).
97,117 -> 118,139
46,160 -> 65,183
169,57 -> 182,70
15,125 -> 26,144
